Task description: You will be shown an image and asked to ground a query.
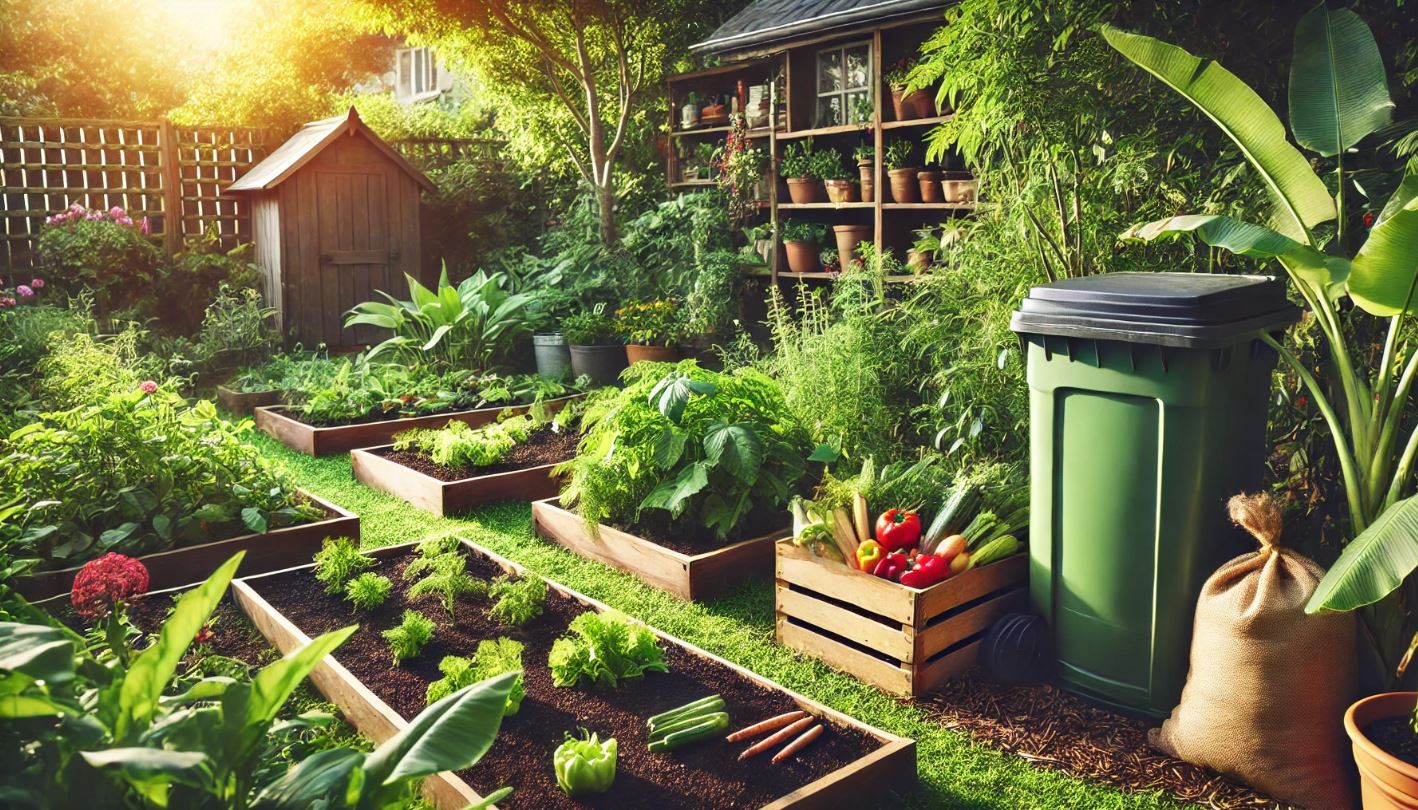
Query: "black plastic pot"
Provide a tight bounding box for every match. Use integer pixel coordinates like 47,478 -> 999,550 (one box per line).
569,344 -> 628,386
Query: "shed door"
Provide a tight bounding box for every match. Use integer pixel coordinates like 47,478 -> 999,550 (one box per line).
314,169 -> 393,347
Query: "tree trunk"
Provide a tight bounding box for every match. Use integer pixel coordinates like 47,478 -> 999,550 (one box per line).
596,178 -> 617,246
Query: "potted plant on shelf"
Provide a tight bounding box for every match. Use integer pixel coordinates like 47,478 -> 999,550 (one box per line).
819,148 -> 859,204
530,287 -> 575,380
562,305 -> 626,386
918,159 -> 944,203
617,299 -> 684,364
884,139 -> 919,203
909,223 -> 962,274
1106,9 -> 1418,807
853,143 -> 875,203
745,222 -> 775,263
885,57 -> 934,121
781,219 -> 826,274
833,223 -> 873,270
680,91 -> 700,130
781,140 -> 825,204
820,248 -> 840,274
851,95 -> 874,125
942,154 -> 977,204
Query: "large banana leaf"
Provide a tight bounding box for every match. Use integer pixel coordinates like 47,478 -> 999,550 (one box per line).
361,670 -> 517,788
1307,494 -> 1418,612
1289,3 -> 1393,156
251,748 -> 364,809
1349,174 -> 1418,315
0,622 -> 75,684
1121,214 -> 1345,286
1103,25 -> 1335,241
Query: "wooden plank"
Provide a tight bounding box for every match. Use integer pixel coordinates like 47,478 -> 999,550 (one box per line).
316,171 -> 341,346
915,639 -> 984,694
335,172 -> 354,345
351,445 -> 563,517
916,553 -> 1028,623
776,584 -> 913,662
775,540 -> 915,624
216,384 -> 284,415
776,617 -> 914,696
916,587 -> 1028,661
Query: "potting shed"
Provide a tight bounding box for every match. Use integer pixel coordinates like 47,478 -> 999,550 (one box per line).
228,108 -> 435,348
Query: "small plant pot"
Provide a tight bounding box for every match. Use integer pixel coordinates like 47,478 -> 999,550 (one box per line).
824,179 -> 860,204
888,168 -> 920,203
833,225 -> 872,269
569,344 -> 628,386
533,333 -> 571,380
786,177 -> 825,204
942,171 -> 978,204
858,161 -> 875,203
907,248 -> 931,274
784,239 -> 820,273
918,170 -> 944,203
1347,691 -> 1418,809
910,88 -> 938,119
626,344 -> 680,364
891,88 -> 933,121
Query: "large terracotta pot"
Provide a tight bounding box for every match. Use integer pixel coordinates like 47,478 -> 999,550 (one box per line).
784,239 -> 819,274
824,179 -> 860,204
626,344 -> 680,364
858,160 -> 874,203
888,168 -> 920,203
1348,692 -> 1418,809
833,225 -> 872,270
890,88 -> 933,121
786,177 -> 825,204
918,170 -> 944,203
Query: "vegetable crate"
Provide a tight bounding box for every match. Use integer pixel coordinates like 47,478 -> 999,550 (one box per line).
775,539 -> 1028,697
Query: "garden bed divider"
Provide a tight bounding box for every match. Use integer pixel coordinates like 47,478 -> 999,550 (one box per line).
231,538 -> 916,810
775,539 -> 1028,696
531,498 -> 781,601
350,445 -> 562,516
216,385 -> 285,416
16,490 -> 358,602
255,393 -> 583,456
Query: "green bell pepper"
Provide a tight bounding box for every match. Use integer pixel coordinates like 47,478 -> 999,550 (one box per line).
553,729 -> 617,797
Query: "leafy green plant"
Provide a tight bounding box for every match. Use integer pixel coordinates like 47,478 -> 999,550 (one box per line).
345,572 -> 393,611
294,361 -> 468,427
780,219 -> 825,245
164,233 -> 265,335
313,537 -> 376,595
230,353 -> 339,396
883,139 -> 915,171
382,609 -> 436,666
616,298 -> 684,347
813,147 -> 851,181
558,361 -> 811,541
553,729 -> 617,797
34,204 -> 163,317
548,610 -> 667,688
561,305 -> 620,346
394,415 -> 537,470
780,140 -> 822,180
488,574 -> 548,627
189,284 -> 278,370
406,550 -> 486,618
425,638 -> 525,715
853,143 -> 874,163
820,248 -> 840,270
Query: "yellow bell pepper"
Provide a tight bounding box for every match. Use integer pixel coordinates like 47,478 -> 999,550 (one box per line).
856,539 -> 884,571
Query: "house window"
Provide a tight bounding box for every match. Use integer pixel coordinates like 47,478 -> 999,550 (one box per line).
396,47 -> 438,99
815,42 -> 872,127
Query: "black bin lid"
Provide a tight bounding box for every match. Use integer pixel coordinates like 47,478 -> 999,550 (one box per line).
1009,272 -> 1300,349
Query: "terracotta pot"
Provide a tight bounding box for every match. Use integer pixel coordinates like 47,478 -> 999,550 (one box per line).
626,344 -> 680,364
858,160 -> 874,203
888,168 -> 920,203
786,177 -> 825,204
890,88 -> 932,121
907,249 -> 931,274
784,239 -> 819,274
824,179 -> 860,204
1347,692 -> 1418,809
942,171 -> 978,204
909,88 -> 937,119
918,170 -> 944,203
833,225 -> 872,270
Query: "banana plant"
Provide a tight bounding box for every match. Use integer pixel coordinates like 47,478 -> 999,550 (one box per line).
1104,5 -> 1418,671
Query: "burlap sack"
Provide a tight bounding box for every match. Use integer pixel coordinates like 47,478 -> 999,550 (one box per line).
1149,493 -> 1356,810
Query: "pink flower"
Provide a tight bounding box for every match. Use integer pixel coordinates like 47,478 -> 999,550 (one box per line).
0,297 -> 15,308
30,278 -> 43,289
139,380 -> 158,394
109,206 -> 126,219
139,217 -> 151,235
16,285 -> 32,298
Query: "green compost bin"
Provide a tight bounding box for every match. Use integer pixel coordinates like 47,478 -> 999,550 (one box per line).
1009,272 -> 1299,718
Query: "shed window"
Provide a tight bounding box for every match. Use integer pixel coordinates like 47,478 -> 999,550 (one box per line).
815,42 -> 871,127
396,47 -> 439,98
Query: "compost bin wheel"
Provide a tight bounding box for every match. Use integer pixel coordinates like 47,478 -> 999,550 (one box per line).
981,612 -> 1051,685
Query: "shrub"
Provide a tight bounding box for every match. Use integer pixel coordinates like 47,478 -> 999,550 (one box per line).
313,537 -> 376,595
188,284 -> 278,371
548,610 -> 667,688
616,299 -> 684,347
345,572 -> 393,611
488,574 -> 547,627
34,204 -> 163,316
382,609 -> 436,665
425,637 -> 525,714
36,326 -> 169,410
163,233 -> 264,335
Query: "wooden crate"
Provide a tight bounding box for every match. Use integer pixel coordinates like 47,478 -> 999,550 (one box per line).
216,385 -> 284,415
255,393 -> 583,456
232,538 -> 917,810
531,498 -> 783,601
775,539 -> 1028,697
15,490 -> 358,601
350,444 -> 562,516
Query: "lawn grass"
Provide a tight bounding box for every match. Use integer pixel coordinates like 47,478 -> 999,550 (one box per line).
254,431 -> 1193,810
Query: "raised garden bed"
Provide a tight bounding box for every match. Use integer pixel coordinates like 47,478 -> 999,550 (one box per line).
216,385 -> 285,416
15,490 -> 359,602
255,393 -> 584,456
775,539 -> 1028,697
351,427 -> 576,516
232,538 -> 916,809
531,498 -> 783,601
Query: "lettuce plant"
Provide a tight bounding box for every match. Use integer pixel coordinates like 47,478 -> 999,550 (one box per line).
382,610 -> 436,666
425,637 -> 525,714
548,610 -> 667,688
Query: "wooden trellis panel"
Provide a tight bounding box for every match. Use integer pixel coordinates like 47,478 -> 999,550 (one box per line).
173,124 -> 278,252
390,137 -> 505,171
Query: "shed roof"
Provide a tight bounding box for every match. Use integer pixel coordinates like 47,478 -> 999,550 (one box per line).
227,108 -> 435,193
692,0 -> 945,54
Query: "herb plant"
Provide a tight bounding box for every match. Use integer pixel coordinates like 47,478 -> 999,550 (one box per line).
548,610 -> 668,688
407,551 -> 486,618
313,537 -> 376,595
883,139 -> 915,171
616,298 -> 684,347
489,574 -> 548,626
813,147 -> 850,181
780,219 -> 825,245
561,306 -> 620,346
345,572 -> 393,611
383,609 -> 436,665
780,140 -> 821,180
425,637 -> 525,714
853,143 -> 874,163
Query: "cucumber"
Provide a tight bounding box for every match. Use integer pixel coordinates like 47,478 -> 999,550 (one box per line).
647,713 -> 731,752
925,484 -> 979,549
649,711 -> 729,741
647,695 -> 723,728
970,535 -> 1020,569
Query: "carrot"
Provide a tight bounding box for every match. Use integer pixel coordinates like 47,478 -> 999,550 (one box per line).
737,716 -> 813,760
725,710 -> 806,742
771,724 -> 824,764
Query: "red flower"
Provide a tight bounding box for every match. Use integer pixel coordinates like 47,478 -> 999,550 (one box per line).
194,626 -> 215,645
1364,211 -> 1376,229
71,553 -> 150,619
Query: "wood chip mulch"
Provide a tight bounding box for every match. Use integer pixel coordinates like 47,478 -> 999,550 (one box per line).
920,674 -> 1292,809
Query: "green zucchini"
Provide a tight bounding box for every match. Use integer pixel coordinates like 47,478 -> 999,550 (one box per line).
970,535 -> 1020,568
647,695 -> 722,728
647,713 -> 731,752
924,484 -> 978,548
649,711 -> 729,742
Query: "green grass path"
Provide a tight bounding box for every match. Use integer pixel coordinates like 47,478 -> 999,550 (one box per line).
255,432 -> 1191,810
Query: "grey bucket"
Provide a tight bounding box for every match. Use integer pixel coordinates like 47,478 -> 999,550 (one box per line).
533,333 -> 572,380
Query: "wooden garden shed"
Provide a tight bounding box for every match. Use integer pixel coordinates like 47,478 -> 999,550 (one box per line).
228,108 -> 434,348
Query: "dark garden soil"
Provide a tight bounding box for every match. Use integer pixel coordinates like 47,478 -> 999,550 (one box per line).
58,596 -> 274,670
606,507 -> 790,557
923,674 -> 1288,809
251,547 -> 880,810
1366,716 -> 1418,768
376,426 -> 580,481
